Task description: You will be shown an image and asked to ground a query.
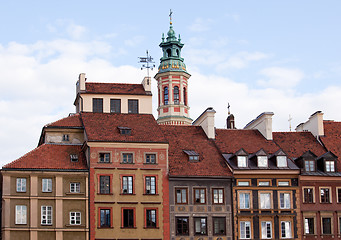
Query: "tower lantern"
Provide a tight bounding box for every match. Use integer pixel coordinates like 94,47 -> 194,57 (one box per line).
154,12 -> 192,125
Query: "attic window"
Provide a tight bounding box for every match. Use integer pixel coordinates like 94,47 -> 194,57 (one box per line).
257,156 -> 268,167
118,127 -> 131,135
326,160 -> 335,172
183,150 -> 199,162
70,154 -> 78,162
277,156 -> 287,167
237,156 -> 247,167
63,134 -> 69,141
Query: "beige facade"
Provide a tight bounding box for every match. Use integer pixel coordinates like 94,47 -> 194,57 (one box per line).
2,170 -> 89,240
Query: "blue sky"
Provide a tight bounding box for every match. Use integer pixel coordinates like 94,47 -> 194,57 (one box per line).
1,1 -> 341,166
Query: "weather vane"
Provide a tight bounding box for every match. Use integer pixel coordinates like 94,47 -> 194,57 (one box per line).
138,50 -> 155,78
169,9 -> 173,25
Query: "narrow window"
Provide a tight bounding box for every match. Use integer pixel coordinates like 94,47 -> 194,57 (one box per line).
122,208 -> 135,228
42,178 -> 52,192
259,193 -> 271,209
176,217 -> 189,235
321,188 -> 330,203
175,188 -> 188,204
194,217 -> 207,235
92,98 -> 103,113
304,218 -> 314,234
174,86 -> 179,104
145,176 -> 156,194
261,221 -> 272,239
322,217 -> 332,234
326,160 -> 335,172
194,188 -> 206,204
70,212 -> 81,225
166,49 -> 171,57
122,153 -> 133,164
239,192 -> 250,209
240,221 -> 251,239
99,153 -> 110,163
15,205 -> 27,224
164,87 -> 169,105
70,182 -> 80,193
145,154 -> 156,164
237,156 -> 247,167
99,176 -> 110,194
280,193 -> 291,209
281,221 -> 291,238
183,87 -> 187,106
213,188 -> 224,204
304,188 -> 314,203
122,176 -> 133,194
213,217 -> 226,235
145,209 -> 157,228
110,99 -> 121,113
100,209 -> 111,227
16,178 -> 26,192
338,188 -> 341,203
41,206 -> 52,225
128,99 -> 139,114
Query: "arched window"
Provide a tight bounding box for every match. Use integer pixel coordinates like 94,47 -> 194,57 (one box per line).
174,86 -> 179,105
183,87 -> 187,106
164,87 -> 168,105
167,49 -> 171,57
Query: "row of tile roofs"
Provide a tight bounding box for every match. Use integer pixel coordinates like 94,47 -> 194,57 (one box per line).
84,82 -> 151,95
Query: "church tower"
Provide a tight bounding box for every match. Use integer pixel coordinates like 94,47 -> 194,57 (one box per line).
154,14 -> 192,125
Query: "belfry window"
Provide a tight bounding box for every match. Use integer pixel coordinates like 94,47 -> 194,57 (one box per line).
174,86 -> 179,104
167,49 -> 171,57
183,87 -> 187,106
164,87 -> 169,105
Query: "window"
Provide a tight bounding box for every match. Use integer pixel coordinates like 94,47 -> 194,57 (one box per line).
145,209 -> 157,228
122,153 -> 133,164
213,217 -> 226,235
240,221 -> 251,239
41,206 -> 52,225
176,217 -> 189,235
281,221 -> 291,238
176,188 -> 188,204
128,99 -> 139,113
15,205 -> 27,224
338,188 -> 341,203
62,134 -> 69,141
122,176 -> 133,194
238,181 -> 250,186
93,98 -> 103,113
183,150 -> 199,162
305,160 -> 315,172
110,99 -> 121,113
238,156 -> 247,167
70,212 -> 81,225
259,193 -> 271,209
174,86 -> 179,104
277,156 -> 287,167
303,188 -> 314,203
183,87 -> 187,106
16,178 -> 26,192
258,181 -> 270,186
42,178 -> 52,192
279,193 -> 291,209
239,192 -> 250,209
194,188 -> 206,204
258,156 -> 268,167
164,87 -> 168,105
304,218 -> 314,234
70,154 -> 78,162
99,176 -> 110,194
213,188 -> 224,204
70,182 -> 80,193
322,217 -> 332,234
278,181 -> 290,186
261,221 -> 272,239
320,188 -> 331,203
194,217 -> 207,235
339,217 -> 341,234
118,126 -> 131,135
145,154 -> 156,164
326,160 -> 335,172
99,153 -> 110,163
122,208 -> 135,228
145,176 -> 156,195
99,209 -> 111,228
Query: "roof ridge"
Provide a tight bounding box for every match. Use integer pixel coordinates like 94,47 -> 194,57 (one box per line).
86,82 -> 142,85
45,113 -> 81,127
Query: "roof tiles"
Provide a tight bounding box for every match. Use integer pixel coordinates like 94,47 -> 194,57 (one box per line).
45,113 -> 83,128
85,82 -> 150,95
320,121 -> 341,171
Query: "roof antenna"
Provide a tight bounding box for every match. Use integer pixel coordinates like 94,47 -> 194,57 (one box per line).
138,50 -> 155,78
288,114 -> 293,131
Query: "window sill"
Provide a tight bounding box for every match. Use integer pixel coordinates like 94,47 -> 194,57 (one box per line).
97,193 -> 113,195
16,191 -> 27,193
143,193 -> 159,196
65,224 -> 85,227
121,227 -> 136,229
120,193 -> 135,195
194,203 -> 207,205
41,224 -> 53,226
98,226 -> 113,229
66,192 -> 84,195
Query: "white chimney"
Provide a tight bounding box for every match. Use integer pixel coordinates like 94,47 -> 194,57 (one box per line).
77,73 -> 86,92
244,112 -> 274,140
193,107 -> 216,139
295,111 -> 324,137
142,76 -> 151,92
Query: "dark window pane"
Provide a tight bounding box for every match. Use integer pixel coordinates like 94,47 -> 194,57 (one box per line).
176,217 -> 189,235
322,218 -> 331,234
100,209 -> 110,227
93,98 -> 103,113
128,99 -> 139,113
100,176 -> 110,194
110,99 -> 121,113
164,87 -> 168,105
146,209 -> 156,228
123,209 -> 134,228
174,86 -> 179,104
213,217 -> 226,235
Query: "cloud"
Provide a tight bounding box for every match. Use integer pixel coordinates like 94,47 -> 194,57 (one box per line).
124,35 -> 145,47
47,19 -> 87,40
216,51 -> 268,71
258,67 -> 304,88
188,18 -> 213,32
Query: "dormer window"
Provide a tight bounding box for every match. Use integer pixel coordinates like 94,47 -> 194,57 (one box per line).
305,160 -> 315,172
183,150 -> 199,162
325,160 -> 335,172
70,154 -> 78,162
237,156 -> 247,167
257,156 -> 268,167
277,156 -> 287,167
118,127 -> 131,135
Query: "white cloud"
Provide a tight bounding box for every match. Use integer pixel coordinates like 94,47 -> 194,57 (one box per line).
258,67 -> 304,88
216,51 -> 268,71
188,18 -> 213,32
124,35 -> 145,47
47,19 -> 87,40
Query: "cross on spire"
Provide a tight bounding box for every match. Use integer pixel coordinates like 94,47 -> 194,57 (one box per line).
227,103 -> 231,115
169,9 -> 173,25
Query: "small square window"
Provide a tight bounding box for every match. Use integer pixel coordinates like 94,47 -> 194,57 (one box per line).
99,153 -> 110,163
42,179 -> 52,192
183,150 -> 199,162
70,154 -> 78,162
122,153 -> 133,164
118,126 -> 131,135
70,182 -> 80,193
70,212 -> 81,225
258,156 -> 268,167
145,154 -> 156,164
237,156 -> 247,167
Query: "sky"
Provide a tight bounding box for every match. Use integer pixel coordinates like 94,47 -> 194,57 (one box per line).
1,1 -> 341,166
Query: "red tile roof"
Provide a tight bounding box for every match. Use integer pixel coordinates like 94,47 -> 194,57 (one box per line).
3,144 -> 87,170
45,113 -> 83,128
320,121 -> 341,170
81,112 -> 167,143
273,132 -> 326,159
84,82 -> 150,95
160,125 -> 232,177
215,129 -> 279,154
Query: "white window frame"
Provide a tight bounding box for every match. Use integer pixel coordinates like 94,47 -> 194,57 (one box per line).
326,160 -> 335,172
259,193 -> 271,209
261,221 -> 272,239
258,156 -> 268,167
281,221 -> 292,238
70,182 -> 80,193
42,178 -> 52,192
70,211 -> 81,225
237,156 -> 247,167
277,156 -> 287,167
304,217 -> 315,235
145,176 -> 156,195
16,178 -> 26,192
41,206 -> 52,225
280,193 -> 291,209
15,205 -> 27,224
122,176 -> 133,194
239,192 -> 250,209
240,221 -> 251,239
238,181 -> 250,186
